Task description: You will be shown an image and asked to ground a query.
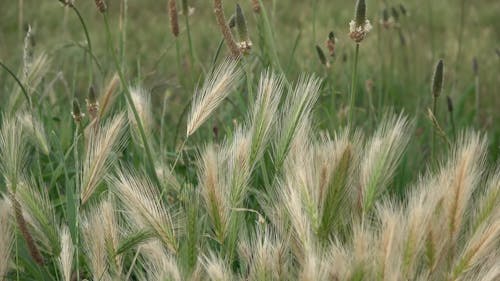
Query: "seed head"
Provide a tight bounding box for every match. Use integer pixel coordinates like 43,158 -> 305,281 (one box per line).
169,0 -> 180,37
251,0 -> 261,13
315,45 -> 329,68
326,31 -> 336,57
349,0 -> 372,43
228,14 -> 236,28
399,4 -> 407,16
86,86 -> 99,120
391,7 -> 400,23
431,59 -> 444,98
72,99 -> 84,123
94,0 -> 107,13
235,4 -> 252,54
354,0 -> 367,26
446,96 -> 453,113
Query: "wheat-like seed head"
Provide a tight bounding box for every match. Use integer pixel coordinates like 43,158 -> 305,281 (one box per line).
128,87 -> 153,146
18,112 -> 50,155
247,71 -> 284,165
187,59 -> 241,137
110,169 -> 180,253
81,113 -> 127,205
82,202 -> 112,281
58,225 -> 74,281
201,252 -> 233,281
0,116 -> 28,191
359,114 -> 412,215
139,240 -> 182,281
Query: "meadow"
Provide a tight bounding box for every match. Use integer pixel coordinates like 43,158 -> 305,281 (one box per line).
0,0 -> 499,280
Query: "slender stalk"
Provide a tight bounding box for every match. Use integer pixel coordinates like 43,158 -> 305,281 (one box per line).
69,4 -> 94,86
348,43 -> 360,126
0,61 -> 32,107
102,14 -> 160,186
73,125 -> 81,281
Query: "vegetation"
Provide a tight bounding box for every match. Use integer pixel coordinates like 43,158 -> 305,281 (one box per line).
0,0 -> 498,280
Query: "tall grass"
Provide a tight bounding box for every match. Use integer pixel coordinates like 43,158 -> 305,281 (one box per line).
0,0 -> 498,280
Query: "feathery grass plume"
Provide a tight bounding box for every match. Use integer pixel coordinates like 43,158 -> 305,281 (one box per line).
374,202 -> 404,281
18,112 -> 50,155
80,113 -> 127,205
82,199 -> 122,280
16,176 -> 60,255
449,220 -> 500,280
187,59 -> 242,137
9,192 -> 44,265
327,241 -> 352,280
198,144 -> 229,243
99,73 -> 120,119
358,114 -> 412,215
349,0 -> 372,43
400,177 -> 443,278
58,226 -> 74,281
251,0 -> 260,13
127,87 -> 153,146
247,71 -> 284,165
110,169 -> 180,253
169,0 -> 180,37
443,133 -> 486,250
94,0 -> 107,13
82,203 -> 112,281
72,99 -> 84,124
138,240 -> 182,281
86,86 -> 99,121
470,168 -> 500,233
299,247 -> 330,281
22,24 -> 34,82
350,223 -> 376,278
0,116 -> 28,191
431,59 -> 444,98
326,31 -> 336,57
235,4 -> 252,53
0,198 -> 14,280
274,74 -> 322,169
201,252 -> 234,281
315,45 -> 329,68
238,227 -> 289,280
213,0 -> 241,58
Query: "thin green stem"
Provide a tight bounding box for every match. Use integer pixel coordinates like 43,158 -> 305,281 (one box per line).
0,61 -> 32,108
349,43 -> 360,127
69,4 -> 94,86
73,125 -> 81,281
102,14 -> 160,186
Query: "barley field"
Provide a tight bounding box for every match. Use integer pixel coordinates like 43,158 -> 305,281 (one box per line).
0,0 -> 499,280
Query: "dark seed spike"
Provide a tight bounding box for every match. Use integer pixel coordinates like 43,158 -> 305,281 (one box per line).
316,45 -> 328,66
355,0 -> 367,26
446,96 -> 453,113
431,59 -> 444,98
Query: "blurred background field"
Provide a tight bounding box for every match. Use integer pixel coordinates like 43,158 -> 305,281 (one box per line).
0,0 -> 499,162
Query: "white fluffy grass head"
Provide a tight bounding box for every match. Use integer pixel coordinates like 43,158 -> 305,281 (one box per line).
0,116 -> 28,191
81,113 -> 127,205
127,86 -> 153,144
187,59 -> 242,137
